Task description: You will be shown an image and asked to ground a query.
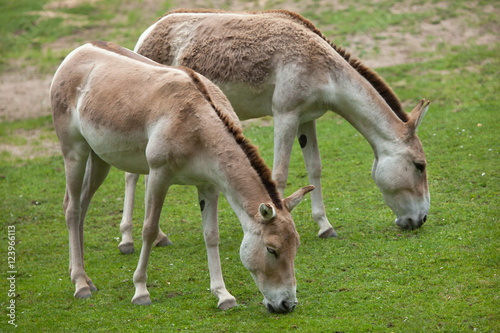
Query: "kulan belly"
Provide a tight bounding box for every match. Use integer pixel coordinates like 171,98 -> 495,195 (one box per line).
80,123 -> 150,174
217,82 -> 274,120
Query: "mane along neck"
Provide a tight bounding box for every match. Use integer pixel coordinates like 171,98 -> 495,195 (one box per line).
182,67 -> 283,210
163,9 -> 407,122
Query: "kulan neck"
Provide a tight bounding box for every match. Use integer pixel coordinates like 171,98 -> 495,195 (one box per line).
208,148 -> 275,232
329,71 -> 406,157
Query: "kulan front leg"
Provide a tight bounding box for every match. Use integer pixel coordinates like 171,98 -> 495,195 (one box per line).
197,185 -> 237,310
298,121 -> 337,238
131,169 -> 170,305
272,113 -> 300,195
145,175 -> 173,248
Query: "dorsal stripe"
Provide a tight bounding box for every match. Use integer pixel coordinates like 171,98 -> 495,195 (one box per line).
162,9 -> 408,122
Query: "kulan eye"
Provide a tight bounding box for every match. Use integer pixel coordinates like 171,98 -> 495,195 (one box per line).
267,247 -> 277,257
414,162 -> 426,172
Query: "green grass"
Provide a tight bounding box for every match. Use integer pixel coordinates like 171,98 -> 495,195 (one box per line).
1,0 -> 499,332
0,0 -> 172,72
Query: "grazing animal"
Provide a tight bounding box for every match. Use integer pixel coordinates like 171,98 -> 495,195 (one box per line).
125,9 -> 430,242
50,41 -> 314,313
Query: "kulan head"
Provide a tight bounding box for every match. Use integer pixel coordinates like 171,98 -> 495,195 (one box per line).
239,185 -> 314,313
371,100 -> 430,230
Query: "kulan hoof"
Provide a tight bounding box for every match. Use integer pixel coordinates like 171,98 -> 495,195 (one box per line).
74,286 -> 92,299
318,227 -> 338,238
218,297 -> 237,311
132,294 -> 152,305
118,242 -> 135,254
87,281 -> 98,292
155,236 -> 173,247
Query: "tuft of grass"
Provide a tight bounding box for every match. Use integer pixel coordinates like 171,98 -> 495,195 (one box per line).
0,0 -> 172,73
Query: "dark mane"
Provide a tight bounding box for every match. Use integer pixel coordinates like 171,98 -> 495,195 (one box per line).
163,9 -> 408,122
182,67 -> 283,210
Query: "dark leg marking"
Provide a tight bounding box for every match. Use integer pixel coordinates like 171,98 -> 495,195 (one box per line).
200,200 -> 206,212
299,135 -> 307,149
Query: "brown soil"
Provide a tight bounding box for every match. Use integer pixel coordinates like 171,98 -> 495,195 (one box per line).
0,68 -> 53,122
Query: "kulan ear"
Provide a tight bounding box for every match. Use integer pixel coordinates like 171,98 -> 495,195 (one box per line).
407,99 -> 430,132
259,203 -> 276,221
284,185 -> 315,212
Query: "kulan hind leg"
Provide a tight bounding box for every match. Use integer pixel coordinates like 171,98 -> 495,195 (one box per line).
119,173 -> 172,254
63,147 -> 93,298
76,151 -> 111,293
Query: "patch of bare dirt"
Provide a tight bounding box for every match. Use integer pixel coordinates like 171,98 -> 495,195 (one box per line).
0,68 -> 53,122
333,1 -> 500,68
45,0 -> 98,9
0,128 -> 60,160
179,0 -> 348,13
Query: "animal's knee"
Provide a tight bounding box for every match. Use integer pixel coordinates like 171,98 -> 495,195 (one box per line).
273,169 -> 288,191
204,229 -> 219,247
142,222 -> 159,243
63,191 -> 70,212
307,160 -> 322,178
65,202 -> 81,228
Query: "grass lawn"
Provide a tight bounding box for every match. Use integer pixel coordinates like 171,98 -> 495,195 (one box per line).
0,0 -> 499,332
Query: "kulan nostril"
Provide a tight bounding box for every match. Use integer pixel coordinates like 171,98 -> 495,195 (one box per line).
282,300 -> 297,312
281,301 -> 291,312
267,301 -> 296,313
423,215 -> 428,223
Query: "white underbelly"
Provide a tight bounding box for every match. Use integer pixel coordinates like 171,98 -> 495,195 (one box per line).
81,124 -> 150,174
217,82 -> 274,120
216,81 -> 328,124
